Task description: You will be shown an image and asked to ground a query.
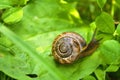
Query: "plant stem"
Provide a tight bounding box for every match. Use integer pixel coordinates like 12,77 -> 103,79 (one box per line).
111,0 -> 115,17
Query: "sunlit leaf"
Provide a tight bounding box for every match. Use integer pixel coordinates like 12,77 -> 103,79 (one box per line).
2,7 -> 23,24
95,12 -> 115,34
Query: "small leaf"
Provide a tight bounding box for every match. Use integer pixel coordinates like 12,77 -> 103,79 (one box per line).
95,12 -> 115,34
94,69 -> 105,80
100,40 -> 120,64
105,64 -> 119,72
116,24 -> 120,35
97,0 -> 107,8
2,7 -> 23,24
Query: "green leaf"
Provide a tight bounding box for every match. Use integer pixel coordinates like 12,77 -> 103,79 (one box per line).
0,56 -> 32,80
95,12 -> 115,34
116,24 -> 120,35
0,0 -> 11,9
115,24 -> 120,42
105,64 -> 119,72
0,24 -> 102,80
0,24 -> 67,80
97,0 -> 107,8
94,69 -> 105,80
0,0 -> 102,79
75,51 -> 101,79
100,40 -> 120,64
0,44 -> 33,80
2,7 -> 23,24
0,0 -> 115,80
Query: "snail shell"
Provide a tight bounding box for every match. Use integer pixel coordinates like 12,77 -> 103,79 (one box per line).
52,32 -> 88,64
52,31 -> 99,64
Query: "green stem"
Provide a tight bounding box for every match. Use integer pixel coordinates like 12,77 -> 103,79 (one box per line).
111,0 -> 115,17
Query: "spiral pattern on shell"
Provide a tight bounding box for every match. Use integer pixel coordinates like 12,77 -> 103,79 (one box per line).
52,32 -> 87,64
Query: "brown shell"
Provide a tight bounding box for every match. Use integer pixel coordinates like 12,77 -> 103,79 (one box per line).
52,32 -> 87,64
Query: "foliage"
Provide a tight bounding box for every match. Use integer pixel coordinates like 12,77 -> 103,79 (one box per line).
0,0 -> 120,80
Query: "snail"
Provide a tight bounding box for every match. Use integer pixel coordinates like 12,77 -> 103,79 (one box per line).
52,30 -> 100,64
